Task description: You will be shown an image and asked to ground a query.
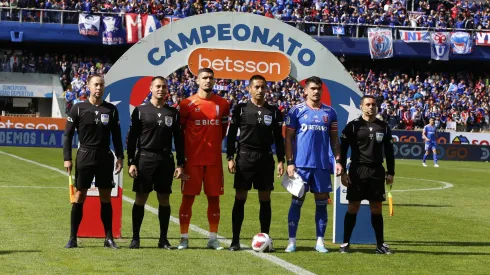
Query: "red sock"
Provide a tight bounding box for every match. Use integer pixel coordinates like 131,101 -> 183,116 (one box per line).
207,196 -> 220,233
179,195 -> 195,235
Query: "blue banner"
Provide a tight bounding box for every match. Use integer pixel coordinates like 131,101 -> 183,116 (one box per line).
393,142 -> 489,161
392,130 -> 450,144
450,32 -> 472,55
332,26 -> 345,35
0,129 -> 78,148
102,15 -> 126,45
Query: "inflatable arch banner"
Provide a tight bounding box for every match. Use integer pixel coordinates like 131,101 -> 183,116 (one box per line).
104,12 -> 373,244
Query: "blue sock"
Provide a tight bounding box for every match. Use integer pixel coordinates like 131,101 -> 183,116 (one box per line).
315,200 -> 328,239
423,154 -> 427,163
433,153 -> 437,164
288,199 -> 303,239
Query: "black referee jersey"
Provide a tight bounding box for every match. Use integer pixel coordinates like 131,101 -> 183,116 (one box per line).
63,100 -> 124,161
340,116 -> 395,176
126,102 -> 185,167
227,101 -> 285,162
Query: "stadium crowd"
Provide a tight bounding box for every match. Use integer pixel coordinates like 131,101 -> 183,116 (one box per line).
7,50 -> 481,132
4,0 -> 490,32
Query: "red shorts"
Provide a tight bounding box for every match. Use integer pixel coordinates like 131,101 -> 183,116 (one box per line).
181,165 -> 224,196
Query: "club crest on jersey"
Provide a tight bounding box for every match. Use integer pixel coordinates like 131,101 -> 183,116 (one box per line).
165,116 -> 173,127
323,115 -> 329,123
101,114 -> 109,125
264,115 -> 272,126
376,133 -> 384,143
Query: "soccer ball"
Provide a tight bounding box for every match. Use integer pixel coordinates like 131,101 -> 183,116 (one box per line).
251,233 -> 272,252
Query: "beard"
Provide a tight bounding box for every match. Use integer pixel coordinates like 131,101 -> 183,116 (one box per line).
203,87 -> 213,93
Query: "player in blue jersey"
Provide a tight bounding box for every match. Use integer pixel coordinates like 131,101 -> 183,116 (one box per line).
284,76 -> 342,253
422,117 -> 439,167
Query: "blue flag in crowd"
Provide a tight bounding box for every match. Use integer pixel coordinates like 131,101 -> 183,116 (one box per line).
332,26 -> 345,35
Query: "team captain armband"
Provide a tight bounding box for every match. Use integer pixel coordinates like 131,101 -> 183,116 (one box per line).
330,121 -> 338,131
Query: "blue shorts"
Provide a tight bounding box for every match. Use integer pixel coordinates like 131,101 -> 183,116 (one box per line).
296,168 -> 332,194
425,142 -> 436,151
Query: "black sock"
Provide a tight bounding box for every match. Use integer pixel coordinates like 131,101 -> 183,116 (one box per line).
70,203 -> 84,239
343,212 -> 357,244
231,198 -> 246,243
158,205 -> 171,241
132,204 -> 145,240
259,200 -> 271,235
101,202 -> 113,239
371,213 -> 384,246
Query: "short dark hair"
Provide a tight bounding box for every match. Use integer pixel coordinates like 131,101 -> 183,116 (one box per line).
87,74 -> 104,85
360,95 -> 376,105
249,75 -> 266,86
197,67 -> 214,77
151,76 -> 166,84
304,76 -> 322,88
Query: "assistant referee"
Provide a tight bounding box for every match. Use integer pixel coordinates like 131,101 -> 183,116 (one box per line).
126,76 -> 184,249
63,74 -> 124,249
226,75 -> 285,251
339,95 -> 395,254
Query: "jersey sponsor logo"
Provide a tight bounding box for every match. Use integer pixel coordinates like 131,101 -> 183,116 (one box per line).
376,132 -> 384,143
195,119 -> 220,126
101,114 -> 110,125
264,115 -> 272,126
187,48 -> 291,82
165,116 -> 173,127
300,123 -> 328,132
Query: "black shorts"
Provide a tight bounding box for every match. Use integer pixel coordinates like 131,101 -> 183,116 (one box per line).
132,151 -> 175,194
75,148 -> 115,190
234,149 -> 275,191
347,164 -> 386,202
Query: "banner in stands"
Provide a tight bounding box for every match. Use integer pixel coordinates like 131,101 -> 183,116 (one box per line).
0,129 -> 77,148
399,30 -> 430,43
430,32 -> 450,61
103,12 -> 367,244
475,32 -> 490,46
393,142 -> 489,161
0,116 -> 66,130
0,84 -> 53,98
102,15 -> 126,45
368,28 -> 393,59
392,130 -> 450,144
125,14 -> 162,44
78,14 -> 100,36
450,132 -> 490,145
450,32 -> 473,55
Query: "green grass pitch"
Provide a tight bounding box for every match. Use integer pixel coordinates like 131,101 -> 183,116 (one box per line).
0,147 -> 489,274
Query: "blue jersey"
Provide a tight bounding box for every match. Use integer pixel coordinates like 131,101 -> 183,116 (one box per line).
424,124 -> 436,143
285,102 -> 337,170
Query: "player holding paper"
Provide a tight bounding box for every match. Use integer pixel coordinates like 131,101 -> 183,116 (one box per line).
284,76 -> 342,253
422,117 -> 439,167
339,95 -> 395,254
126,76 -> 184,249
63,74 -> 124,249
177,68 -> 230,250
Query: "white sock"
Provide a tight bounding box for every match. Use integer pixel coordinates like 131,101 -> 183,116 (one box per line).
181,233 -> 188,239
288,238 -> 296,244
317,237 -> 324,246
209,232 -> 217,241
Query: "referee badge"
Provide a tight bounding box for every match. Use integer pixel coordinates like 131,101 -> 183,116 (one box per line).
165,116 -> 173,127
376,132 -> 384,143
264,115 -> 272,126
101,114 -> 109,125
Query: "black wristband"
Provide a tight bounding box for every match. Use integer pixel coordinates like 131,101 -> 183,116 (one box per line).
287,160 -> 294,166
227,155 -> 234,161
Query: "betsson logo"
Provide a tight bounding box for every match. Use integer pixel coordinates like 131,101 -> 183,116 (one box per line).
0,119 -> 61,130
188,48 -> 290,81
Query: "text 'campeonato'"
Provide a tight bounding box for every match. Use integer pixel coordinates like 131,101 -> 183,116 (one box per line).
147,24 -> 316,67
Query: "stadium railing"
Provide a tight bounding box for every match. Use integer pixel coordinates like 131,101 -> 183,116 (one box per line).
0,7 -> 485,40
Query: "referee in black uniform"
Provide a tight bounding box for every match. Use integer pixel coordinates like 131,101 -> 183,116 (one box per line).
339,95 -> 395,254
63,74 -> 124,249
226,75 -> 285,251
126,76 -> 184,249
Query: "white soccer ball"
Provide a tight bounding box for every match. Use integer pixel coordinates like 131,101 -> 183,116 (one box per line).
251,233 -> 272,252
